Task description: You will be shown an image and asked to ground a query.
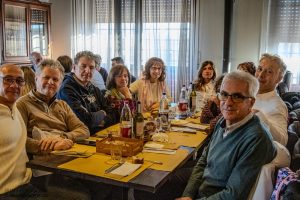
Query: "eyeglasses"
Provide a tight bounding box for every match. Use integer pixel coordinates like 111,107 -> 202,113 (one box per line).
0,76 -> 25,86
217,91 -> 252,103
150,66 -> 162,71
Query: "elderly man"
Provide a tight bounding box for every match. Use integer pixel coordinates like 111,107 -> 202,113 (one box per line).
17,59 -> 89,154
30,51 -> 43,72
177,71 -> 276,200
0,64 -> 41,198
250,54 -> 290,199
254,53 -> 288,145
57,51 -> 118,134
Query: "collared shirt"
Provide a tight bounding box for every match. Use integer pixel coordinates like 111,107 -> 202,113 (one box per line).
223,113 -> 254,138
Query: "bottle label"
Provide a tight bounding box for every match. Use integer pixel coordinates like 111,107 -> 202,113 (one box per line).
120,122 -> 131,138
136,122 -> 144,138
178,102 -> 188,112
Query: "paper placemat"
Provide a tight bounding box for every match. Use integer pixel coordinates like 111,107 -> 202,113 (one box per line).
168,131 -> 207,148
58,154 -> 152,182
139,149 -> 189,171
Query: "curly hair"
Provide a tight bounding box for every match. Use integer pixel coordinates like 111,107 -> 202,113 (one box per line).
237,62 -> 256,76
195,60 -> 216,90
106,64 -> 131,90
143,57 -> 166,81
74,51 -> 97,65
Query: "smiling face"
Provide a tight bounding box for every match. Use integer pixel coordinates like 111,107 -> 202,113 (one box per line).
114,70 -> 129,88
0,64 -> 24,107
255,58 -> 282,94
36,67 -> 62,99
149,63 -> 163,82
220,78 -> 255,126
74,56 -> 96,86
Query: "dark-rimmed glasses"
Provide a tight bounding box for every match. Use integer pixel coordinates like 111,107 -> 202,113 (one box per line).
217,91 -> 252,103
0,76 -> 25,86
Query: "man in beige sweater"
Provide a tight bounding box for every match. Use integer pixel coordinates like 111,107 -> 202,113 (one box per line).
0,64 -> 41,198
17,59 -> 89,154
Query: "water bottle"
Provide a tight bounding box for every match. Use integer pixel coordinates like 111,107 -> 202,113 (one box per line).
120,101 -> 132,138
159,92 -> 169,131
178,85 -> 189,118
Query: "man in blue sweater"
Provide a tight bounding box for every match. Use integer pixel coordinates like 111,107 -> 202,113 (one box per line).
57,51 -> 118,135
178,71 -> 277,200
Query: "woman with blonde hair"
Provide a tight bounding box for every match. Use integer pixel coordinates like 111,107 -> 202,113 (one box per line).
130,57 -> 171,112
20,66 -> 36,96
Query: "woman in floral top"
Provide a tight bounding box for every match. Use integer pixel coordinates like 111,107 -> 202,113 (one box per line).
105,64 -> 135,114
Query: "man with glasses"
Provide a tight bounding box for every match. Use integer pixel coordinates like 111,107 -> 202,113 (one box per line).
177,71 -> 276,200
57,51 -> 118,135
0,64 -> 42,198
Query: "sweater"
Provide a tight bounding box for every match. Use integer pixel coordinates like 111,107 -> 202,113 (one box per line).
182,115 -> 276,200
57,73 -> 118,134
0,104 -> 32,194
16,90 -> 90,153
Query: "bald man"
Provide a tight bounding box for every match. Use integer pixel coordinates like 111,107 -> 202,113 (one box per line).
0,64 -> 41,198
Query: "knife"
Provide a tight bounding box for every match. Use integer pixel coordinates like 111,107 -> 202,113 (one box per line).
105,162 -> 124,174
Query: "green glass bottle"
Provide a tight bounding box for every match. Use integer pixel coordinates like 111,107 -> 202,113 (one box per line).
132,101 -> 144,139
189,83 -> 197,112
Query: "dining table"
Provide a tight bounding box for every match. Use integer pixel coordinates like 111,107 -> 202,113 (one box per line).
27,118 -> 209,200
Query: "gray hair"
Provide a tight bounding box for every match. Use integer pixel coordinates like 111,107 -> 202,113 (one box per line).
221,70 -> 259,98
74,51 -> 97,65
36,59 -> 65,80
259,53 -> 287,77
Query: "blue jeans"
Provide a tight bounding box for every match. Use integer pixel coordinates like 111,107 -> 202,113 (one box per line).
0,183 -> 43,200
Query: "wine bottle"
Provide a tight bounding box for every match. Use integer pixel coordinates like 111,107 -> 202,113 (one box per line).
132,101 -> 144,139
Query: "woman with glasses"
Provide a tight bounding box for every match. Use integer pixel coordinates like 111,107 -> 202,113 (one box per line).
194,60 -> 217,112
200,74 -> 225,132
130,57 -> 171,112
105,64 -> 135,114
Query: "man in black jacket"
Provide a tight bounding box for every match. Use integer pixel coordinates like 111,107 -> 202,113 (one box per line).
57,51 -> 118,135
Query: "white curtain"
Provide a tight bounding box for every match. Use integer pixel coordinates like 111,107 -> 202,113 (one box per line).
71,0 -> 199,100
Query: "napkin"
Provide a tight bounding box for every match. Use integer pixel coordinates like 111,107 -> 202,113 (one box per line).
110,162 -> 142,176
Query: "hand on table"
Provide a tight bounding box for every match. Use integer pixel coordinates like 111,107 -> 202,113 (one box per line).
53,139 -> 73,150
39,137 -> 73,151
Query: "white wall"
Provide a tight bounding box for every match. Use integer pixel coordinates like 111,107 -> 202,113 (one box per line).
198,0 -> 224,75
49,0 -> 72,59
230,0 -> 264,71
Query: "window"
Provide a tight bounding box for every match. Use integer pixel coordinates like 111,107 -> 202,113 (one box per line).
267,0 -> 300,90
71,0 -> 192,100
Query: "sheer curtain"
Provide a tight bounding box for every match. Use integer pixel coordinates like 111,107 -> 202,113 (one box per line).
262,0 -> 300,90
71,0 -> 198,100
